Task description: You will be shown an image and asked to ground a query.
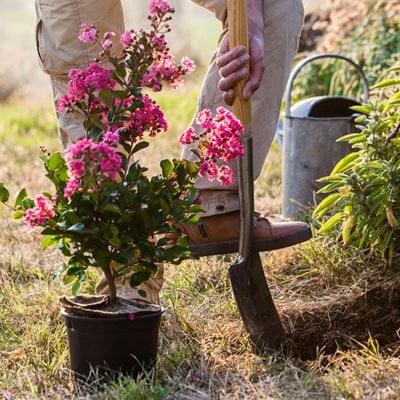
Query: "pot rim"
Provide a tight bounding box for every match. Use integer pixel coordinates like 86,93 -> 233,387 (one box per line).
61,306 -> 165,321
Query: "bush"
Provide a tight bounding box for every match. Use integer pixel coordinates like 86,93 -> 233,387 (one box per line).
313,67 -> 400,264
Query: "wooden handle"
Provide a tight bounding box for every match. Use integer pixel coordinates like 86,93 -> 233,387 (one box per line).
227,0 -> 251,128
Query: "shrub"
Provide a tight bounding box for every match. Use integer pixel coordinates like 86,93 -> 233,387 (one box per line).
313,66 -> 400,264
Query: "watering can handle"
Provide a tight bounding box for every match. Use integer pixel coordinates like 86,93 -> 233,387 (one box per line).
284,53 -> 370,118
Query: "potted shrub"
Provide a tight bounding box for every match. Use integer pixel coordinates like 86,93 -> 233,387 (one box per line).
0,0 -> 244,377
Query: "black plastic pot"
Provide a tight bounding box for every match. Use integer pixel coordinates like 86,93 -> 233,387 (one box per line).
62,308 -> 163,377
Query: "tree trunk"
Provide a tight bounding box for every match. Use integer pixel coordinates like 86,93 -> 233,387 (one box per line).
102,264 -> 117,304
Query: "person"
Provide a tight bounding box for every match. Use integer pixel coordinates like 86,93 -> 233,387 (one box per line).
34,0 -> 309,304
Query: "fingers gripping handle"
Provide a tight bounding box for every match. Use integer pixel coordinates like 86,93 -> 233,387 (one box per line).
227,0 -> 252,130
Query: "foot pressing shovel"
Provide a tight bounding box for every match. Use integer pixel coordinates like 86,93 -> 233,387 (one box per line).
227,0 -> 286,351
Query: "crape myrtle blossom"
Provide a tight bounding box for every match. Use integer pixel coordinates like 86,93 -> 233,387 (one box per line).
179,107 -> 244,185
123,94 -> 169,139
57,63 -> 116,112
141,53 -> 196,91
78,23 -> 98,43
23,194 -> 56,228
149,0 -> 171,15
63,139 -> 122,198
120,30 -> 133,47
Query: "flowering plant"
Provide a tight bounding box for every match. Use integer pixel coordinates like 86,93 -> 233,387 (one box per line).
0,0 -> 243,305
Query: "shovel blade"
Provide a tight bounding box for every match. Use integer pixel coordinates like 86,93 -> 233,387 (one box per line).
229,252 -> 286,351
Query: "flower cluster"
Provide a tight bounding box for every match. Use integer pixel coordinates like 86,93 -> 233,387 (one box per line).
64,139 -> 122,198
57,63 -> 116,112
142,54 -> 196,91
180,107 -> 244,185
122,94 -> 169,139
23,194 -> 56,229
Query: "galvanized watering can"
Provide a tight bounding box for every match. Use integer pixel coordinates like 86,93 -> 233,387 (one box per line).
282,53 -> 369,219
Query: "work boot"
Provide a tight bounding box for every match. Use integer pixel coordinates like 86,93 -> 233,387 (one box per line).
177,211 -> 312,257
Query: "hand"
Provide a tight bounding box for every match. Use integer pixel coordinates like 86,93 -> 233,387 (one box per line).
217,26 -> 265,106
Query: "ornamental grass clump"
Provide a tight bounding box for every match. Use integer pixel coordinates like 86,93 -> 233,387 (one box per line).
313,66 -> 400,264
0,0 -> 244,305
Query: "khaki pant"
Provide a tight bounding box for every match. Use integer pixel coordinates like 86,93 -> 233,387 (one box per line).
34,0 -> 304,303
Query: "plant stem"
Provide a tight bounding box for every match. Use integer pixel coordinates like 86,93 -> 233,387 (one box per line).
102,264 -> 117,304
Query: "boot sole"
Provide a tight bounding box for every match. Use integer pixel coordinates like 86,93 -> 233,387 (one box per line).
190,226 -> 312,257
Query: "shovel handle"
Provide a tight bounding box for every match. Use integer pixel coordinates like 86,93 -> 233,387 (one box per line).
227,0 -> 252,129
227,0 -> 254,260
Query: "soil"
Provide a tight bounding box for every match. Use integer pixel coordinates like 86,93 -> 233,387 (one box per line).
283,277 -> 400,360
60,294 -> 161,317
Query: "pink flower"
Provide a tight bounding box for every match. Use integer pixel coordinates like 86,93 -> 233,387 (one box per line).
149,0 -> 170,14
217,165 -> 234,185
101,39 -> 113,51
120,30 -> 133,47
199,161 -> 218,181
142,53 -> 195,92
179,127 -> 196,145
103,130 -> 120,145
23,195 -> 56,228
57,63 -> 117,111
78,24 -> 98,43
124,94 -> 168,139
63,178 -> 79,198
180,56 -> 196,74
180,107 -> 243,186
128,313 -> 135,321
64,138 -> 122,197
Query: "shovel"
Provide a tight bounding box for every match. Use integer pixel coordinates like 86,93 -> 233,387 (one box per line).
227,0 -> 286,351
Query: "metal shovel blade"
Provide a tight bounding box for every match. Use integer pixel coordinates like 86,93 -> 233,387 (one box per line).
228,138 -> 285,351
229,252 -> 286,351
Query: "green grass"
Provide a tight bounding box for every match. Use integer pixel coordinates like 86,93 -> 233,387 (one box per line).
1,91 -> 400,399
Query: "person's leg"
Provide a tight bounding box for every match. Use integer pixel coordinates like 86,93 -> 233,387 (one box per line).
34,0 -> 163,303
182,0 -> 309,255
186,0 -> 304,211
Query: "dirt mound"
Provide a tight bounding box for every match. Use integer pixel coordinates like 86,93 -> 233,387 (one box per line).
284,278 -> 400,360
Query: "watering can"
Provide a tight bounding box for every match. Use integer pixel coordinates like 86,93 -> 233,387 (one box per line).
282,54 -> 369,219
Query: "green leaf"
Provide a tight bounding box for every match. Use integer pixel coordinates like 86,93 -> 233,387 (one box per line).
313,193 -> 341,218
336,133 -> 365,143
371,78 -> 400,89
317,181 -> 345,194
132,141 -> 149,154
67,223 -> 85,233
318,213 -> 344,233
387,66 -> 400,73
63,274 -> 75,284
42,235 -> 58,250
22,198 -> 34,209
14,188 -> 27,207
103,203 -> 121,214
160,159 -> 173,178
71,279 -> 81,295
12,210 -> 25,220
99,89 -> 115,108
47,152 -> 65,171
350,105 -> 371,114
331,152 -> 360,175
0,183 -> 9,203
138,289 -> 147,298
130,270 -> 151,287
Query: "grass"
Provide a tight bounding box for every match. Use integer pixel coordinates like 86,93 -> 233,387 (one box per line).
1,90 -> 400,399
